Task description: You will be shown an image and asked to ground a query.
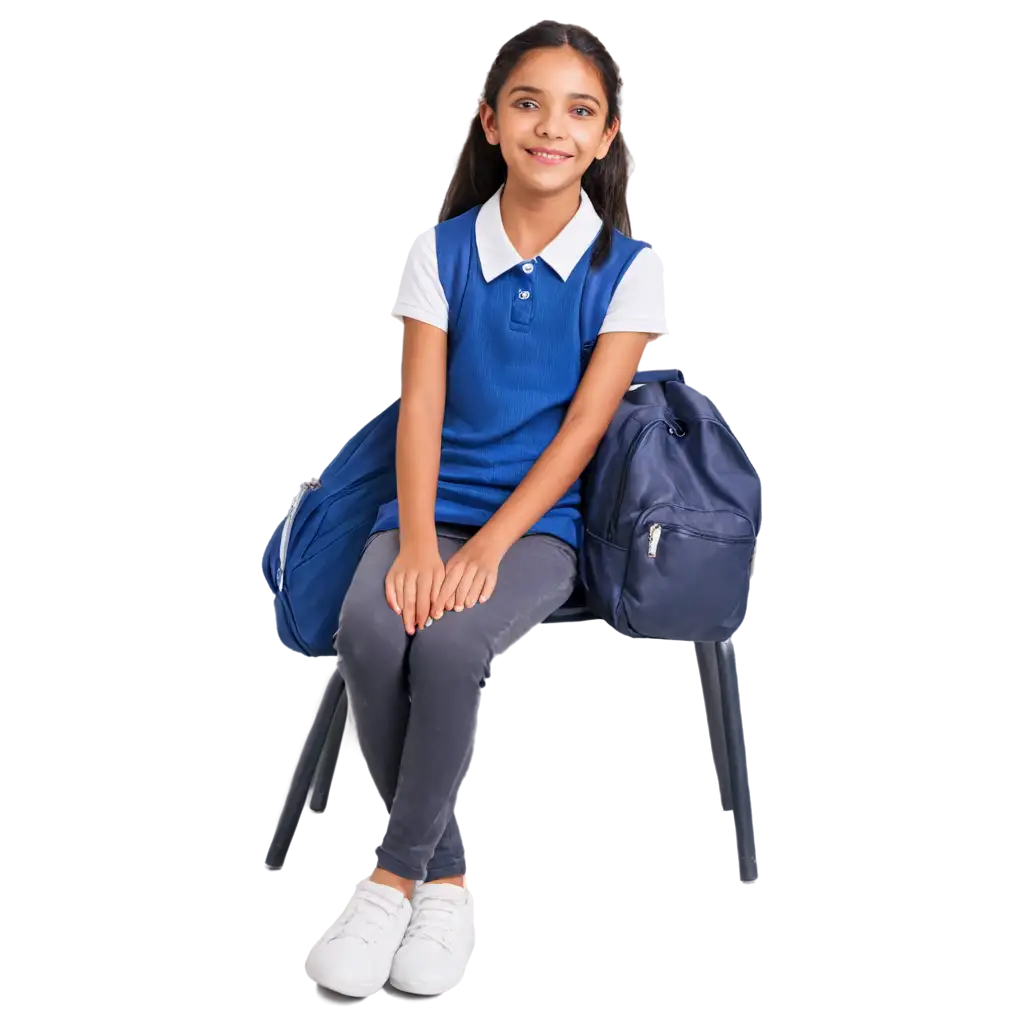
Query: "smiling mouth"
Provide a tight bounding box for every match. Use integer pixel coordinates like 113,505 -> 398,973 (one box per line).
527,149 -> 572,163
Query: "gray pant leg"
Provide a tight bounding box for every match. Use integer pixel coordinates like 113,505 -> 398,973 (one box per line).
374,528 -> 579,882
333,528 -> 466,878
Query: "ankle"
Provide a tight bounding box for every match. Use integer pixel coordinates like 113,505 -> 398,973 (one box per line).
369,866 -> 416,899
426,874 -> 465,888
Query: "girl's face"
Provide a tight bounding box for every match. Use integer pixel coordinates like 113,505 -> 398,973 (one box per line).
480,45 -> 619,192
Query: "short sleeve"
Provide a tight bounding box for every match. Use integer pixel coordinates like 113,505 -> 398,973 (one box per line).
598,246 -> 669,340
391,227 -> 449,333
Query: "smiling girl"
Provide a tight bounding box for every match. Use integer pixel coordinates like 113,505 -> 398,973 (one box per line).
305,20 -> 668,998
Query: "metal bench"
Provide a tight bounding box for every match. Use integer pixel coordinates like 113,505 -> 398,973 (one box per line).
264,577 -> 761,888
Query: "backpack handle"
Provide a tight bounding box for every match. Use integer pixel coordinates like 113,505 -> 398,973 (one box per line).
631,369 -> 685,386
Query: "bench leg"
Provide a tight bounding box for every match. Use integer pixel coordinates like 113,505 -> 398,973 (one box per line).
265,669 -> 345,869
692,638 -> 757,888
310,684 -> 348,812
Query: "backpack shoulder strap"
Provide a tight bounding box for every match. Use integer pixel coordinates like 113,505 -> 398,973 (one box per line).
434,205 -> 480,334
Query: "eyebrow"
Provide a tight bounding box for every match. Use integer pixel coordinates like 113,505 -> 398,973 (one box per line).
508,84 -> 603,109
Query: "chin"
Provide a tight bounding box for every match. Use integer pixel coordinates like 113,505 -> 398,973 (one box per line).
516,157 -> 581,193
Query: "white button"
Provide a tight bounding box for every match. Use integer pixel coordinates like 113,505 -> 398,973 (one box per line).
519,290 -> 530,300
523,262 -> 534,274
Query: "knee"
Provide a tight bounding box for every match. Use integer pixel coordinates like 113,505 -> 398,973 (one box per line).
333,588 -> 403,674
405,618 -> 489,692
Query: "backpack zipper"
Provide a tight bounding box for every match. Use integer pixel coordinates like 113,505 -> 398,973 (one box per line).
277,478 -> 322,591
643,524 -> 757,581
276,401 -> 391,593
647,523 -> 662,556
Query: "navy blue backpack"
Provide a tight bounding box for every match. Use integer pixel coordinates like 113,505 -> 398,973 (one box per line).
578,369 -> 760,642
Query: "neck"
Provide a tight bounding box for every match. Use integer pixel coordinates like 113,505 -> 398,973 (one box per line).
498,177 -> 582,262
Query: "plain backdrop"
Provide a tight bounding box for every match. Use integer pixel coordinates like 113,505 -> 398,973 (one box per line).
6,9 -> 1024,1024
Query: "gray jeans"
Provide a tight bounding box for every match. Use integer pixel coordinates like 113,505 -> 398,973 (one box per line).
333,521 -> 578,882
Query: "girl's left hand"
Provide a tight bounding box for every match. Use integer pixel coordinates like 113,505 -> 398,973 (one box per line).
431,532 -> 508,617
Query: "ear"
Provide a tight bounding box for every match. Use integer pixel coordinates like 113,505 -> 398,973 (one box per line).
479,100 -> 499,145
596,116 -> 620,160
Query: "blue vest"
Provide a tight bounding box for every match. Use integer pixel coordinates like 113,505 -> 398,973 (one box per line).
371,203 -> 649,552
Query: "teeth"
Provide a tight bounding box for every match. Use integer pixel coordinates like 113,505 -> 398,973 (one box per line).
530,150 -> 568,160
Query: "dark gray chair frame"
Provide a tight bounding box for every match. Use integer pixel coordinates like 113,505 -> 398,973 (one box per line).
265,578 -> 758,884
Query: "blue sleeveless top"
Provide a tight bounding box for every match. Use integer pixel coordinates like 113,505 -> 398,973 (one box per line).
371,203 -> 648,552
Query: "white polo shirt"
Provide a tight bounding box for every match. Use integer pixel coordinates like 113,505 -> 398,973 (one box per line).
391,184 -> 669,340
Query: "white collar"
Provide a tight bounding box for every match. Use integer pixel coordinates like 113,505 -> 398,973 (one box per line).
474,183 -> 603,283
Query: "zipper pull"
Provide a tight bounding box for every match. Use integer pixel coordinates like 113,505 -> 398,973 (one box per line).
647,523 -> 662,557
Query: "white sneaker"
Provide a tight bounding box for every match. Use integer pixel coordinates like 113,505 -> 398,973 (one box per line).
304,878 -> 413,997
388,882 -> 475,995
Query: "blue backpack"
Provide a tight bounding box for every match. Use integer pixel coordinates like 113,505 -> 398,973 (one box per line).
261,407 -> 400,657
578,368 -> 760,642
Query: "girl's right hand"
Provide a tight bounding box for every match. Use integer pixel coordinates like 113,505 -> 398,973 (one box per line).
384,542 -> 446,635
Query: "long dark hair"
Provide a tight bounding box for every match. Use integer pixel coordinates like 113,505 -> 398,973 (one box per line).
438,20 -> 634,268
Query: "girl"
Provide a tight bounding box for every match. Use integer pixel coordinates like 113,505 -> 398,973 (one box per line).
305,19 -> 668,998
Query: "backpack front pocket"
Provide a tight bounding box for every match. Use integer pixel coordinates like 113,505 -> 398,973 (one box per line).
618,503 -> 756,642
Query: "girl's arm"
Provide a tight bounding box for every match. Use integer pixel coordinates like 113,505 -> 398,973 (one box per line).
395,316 -> 447,548
479,330 -> 652,552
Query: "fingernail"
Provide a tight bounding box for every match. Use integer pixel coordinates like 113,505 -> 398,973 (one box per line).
455,605 -> 464,612
425,618 -> 433,627
480,595 -> 488,603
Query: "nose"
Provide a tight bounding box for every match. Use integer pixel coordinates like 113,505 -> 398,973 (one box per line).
535,107 -> 569,140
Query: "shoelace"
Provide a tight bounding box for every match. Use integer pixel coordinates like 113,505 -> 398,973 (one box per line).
402,891 -> 462,952
329,890 -> 402,946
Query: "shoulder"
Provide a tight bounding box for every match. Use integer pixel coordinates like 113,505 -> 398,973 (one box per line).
621,242 -> 664,281
608,225 -> 651,249
391,225 -> 448,331
602,228 -> 667,280
406,225 -> 438,264
435,204 -> 481,249
394,225 -> 441,289
599,234 -> 669,339
602,226 -> 659,268
438,204 -> 481,229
